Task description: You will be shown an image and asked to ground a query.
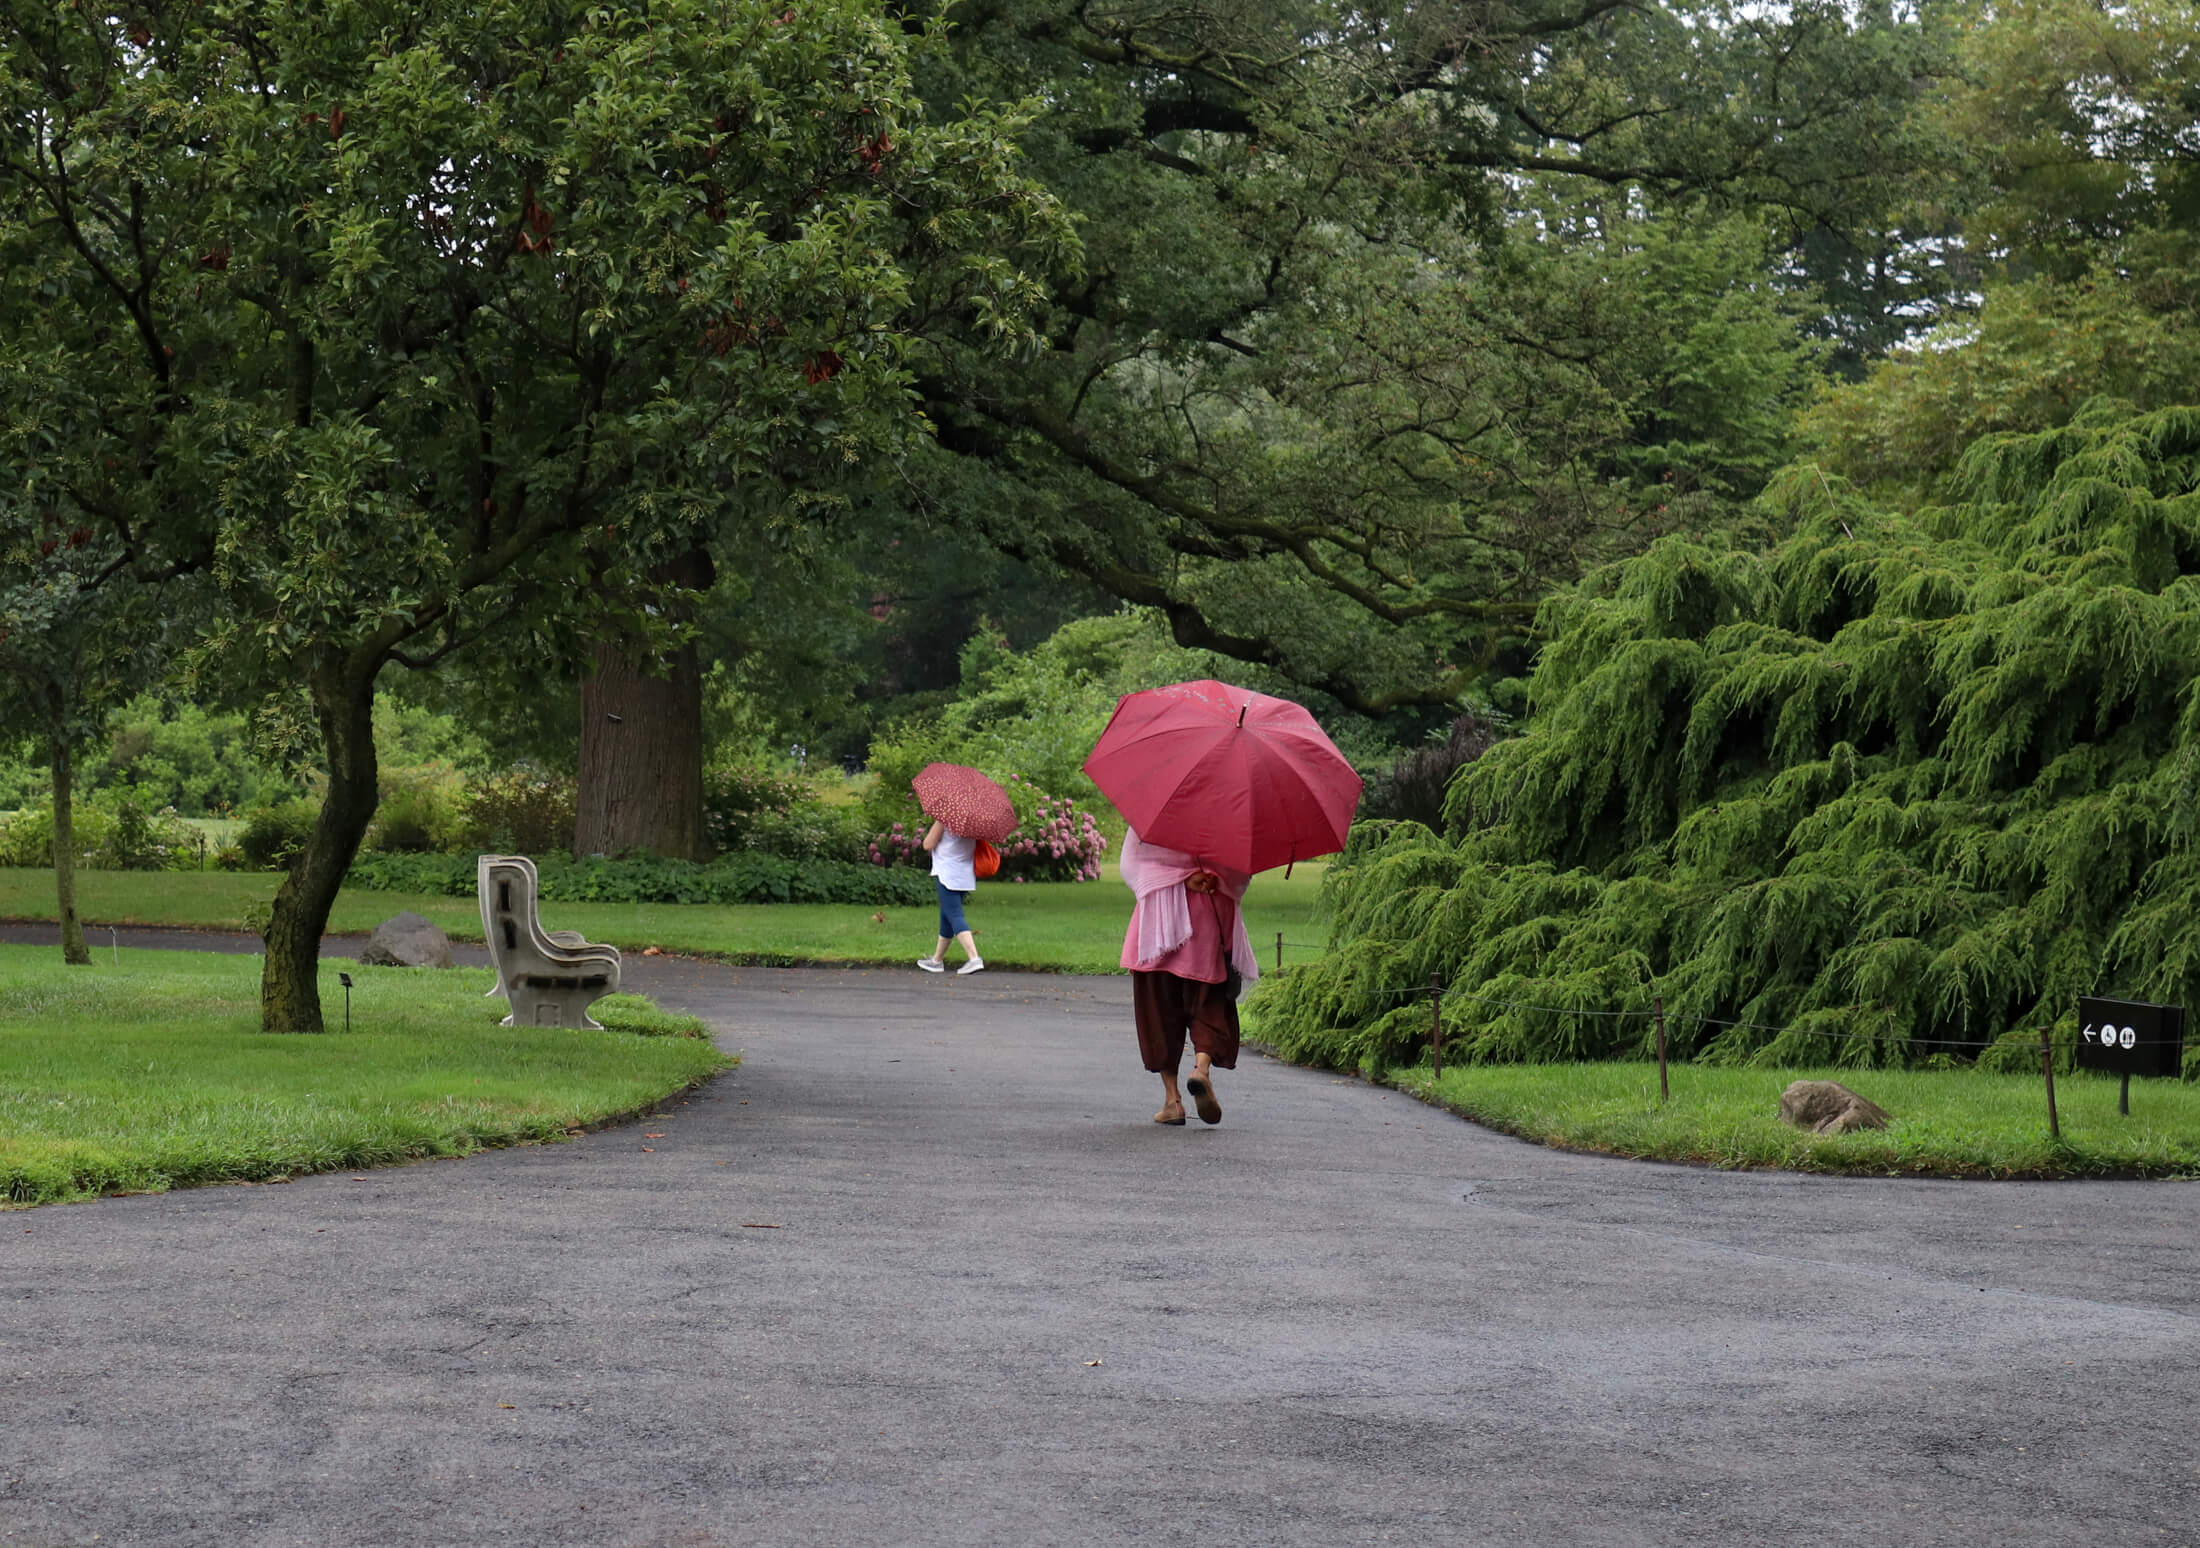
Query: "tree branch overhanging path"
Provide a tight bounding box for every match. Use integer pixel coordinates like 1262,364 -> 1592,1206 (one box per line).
913,0 -> 1954,713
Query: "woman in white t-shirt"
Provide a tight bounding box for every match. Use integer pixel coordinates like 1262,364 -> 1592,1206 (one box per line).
916,820 -> 984,974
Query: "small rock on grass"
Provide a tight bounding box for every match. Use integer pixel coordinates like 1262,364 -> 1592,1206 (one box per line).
358,911 -> 455,969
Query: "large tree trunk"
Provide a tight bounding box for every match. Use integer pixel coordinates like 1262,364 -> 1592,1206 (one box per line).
260,653 -> 381,1032
574,639 -> 709,861
573,548 -> 715,862
51,740 -> 89,966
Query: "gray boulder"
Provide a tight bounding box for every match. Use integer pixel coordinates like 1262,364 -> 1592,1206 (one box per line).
1778,1080 -> 1891,1136
359,911 -> 455,969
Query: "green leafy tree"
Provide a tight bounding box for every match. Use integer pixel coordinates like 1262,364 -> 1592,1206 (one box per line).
1799,237 -> 2200,503
0,0 -> 1066,1029
567,0 -> 1951,832
0,543 -> 172,963
1798,0 -> 2200,501
1259,402 -> 2200,1080
910,0 -> 1954,712
860,606 -> 1227,823
1939,0 -> 2200,280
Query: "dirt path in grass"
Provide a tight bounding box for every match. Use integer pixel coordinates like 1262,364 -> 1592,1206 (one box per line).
4,930 -> 2197,1547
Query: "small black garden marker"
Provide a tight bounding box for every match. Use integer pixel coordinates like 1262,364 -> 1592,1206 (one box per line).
2040,1027 -> 2059,1141
1654,994 -> 1669,1105
2076,995 -> 2185,1119
1275,931 -> 1284,974
338,971 -> 354,1033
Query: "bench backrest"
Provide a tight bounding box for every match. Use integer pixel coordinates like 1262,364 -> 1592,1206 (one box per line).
477,853 -> 540,979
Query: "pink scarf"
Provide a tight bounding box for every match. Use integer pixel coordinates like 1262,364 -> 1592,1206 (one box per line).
1119,830 -> 1260,992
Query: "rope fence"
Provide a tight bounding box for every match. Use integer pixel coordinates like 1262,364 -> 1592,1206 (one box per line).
1264,933 -> 2181,1133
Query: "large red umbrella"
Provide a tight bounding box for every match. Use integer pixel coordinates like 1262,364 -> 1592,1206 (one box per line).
911,762 -> 1018,842
1083,680 -> 1362,875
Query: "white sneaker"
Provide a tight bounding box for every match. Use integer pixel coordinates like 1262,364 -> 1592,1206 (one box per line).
957,958 -> 986,975
917,957 -> 945,973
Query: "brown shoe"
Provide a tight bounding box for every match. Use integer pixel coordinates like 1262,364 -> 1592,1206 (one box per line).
1185,1066 -> 1221,1125
1154,1104 -> 1186,1126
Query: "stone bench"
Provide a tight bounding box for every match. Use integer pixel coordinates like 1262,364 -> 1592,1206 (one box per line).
476,854 -> 622,1029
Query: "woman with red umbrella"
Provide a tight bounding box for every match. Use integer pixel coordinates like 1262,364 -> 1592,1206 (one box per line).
917,816 -> 986,975
1118,830 -> 1260,1124
911,763 -> 1016,976
1087,680 -> 1362,1125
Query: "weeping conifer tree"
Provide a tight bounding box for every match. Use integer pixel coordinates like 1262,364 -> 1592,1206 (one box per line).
1258,400 -> 2200,1079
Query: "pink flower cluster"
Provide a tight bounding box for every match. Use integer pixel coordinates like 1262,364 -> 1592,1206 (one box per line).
866,776 -> 1110,882
994,790 -> 1108,882
867,819 -> 928,869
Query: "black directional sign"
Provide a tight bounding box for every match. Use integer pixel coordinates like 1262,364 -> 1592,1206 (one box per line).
2076,996 -> 2185,1079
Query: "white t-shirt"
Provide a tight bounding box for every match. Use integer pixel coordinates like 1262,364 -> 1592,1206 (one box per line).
930,830 -> 978,892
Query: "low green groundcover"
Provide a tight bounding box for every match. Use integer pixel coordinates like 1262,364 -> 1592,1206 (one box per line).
0,945 -> 730,1207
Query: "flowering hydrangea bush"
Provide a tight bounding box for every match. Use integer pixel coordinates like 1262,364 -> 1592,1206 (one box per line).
867,773 -> 1109,882
868,817 -> 928,869
993,775 -> 1108,882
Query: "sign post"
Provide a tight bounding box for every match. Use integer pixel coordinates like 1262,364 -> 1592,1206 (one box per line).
2076,996 -> 2185,1116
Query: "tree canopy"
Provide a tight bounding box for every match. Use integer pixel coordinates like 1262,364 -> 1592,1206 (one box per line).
0,0 -> 1068,1026
1799,0 -> 2200,503
906,0 -> 1953,712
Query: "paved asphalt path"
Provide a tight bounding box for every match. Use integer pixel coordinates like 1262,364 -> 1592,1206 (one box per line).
4,928 -> 2198,1547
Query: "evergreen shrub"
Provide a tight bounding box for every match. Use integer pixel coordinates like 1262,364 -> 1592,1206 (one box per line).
459,769 -> 577,856
364,763 -> 469,853
703,763 -> 867,861
238,798 -> 320,870
1258,404 -> 2200,1081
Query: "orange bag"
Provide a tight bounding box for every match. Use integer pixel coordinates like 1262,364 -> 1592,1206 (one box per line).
973,839 -> 1001,878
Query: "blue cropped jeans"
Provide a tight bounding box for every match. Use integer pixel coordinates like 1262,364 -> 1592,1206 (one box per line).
936,880 -> 970,938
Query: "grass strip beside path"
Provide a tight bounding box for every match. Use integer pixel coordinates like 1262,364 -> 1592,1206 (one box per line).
0,864 -> 1336,974
0,945 -> 731,1207
1384,1060 -> 2200,1179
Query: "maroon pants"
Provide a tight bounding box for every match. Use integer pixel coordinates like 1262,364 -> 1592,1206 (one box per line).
1132,970 -> 1240,1074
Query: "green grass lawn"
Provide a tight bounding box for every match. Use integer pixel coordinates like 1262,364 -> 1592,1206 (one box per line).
0,944 -> 731,1207
177,815 -> 245,847
1382,1059 -> 2200,1178
0,862 -> 1337,973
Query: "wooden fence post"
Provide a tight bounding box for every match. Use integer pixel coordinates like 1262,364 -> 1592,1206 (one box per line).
2040,1027 -> 2060,1141
1654,994 -> 1669,1104
1430,974 -> 1444,1081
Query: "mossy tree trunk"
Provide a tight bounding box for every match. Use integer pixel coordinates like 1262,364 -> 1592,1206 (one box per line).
259,653 -> 380,1033
50,739 -> 89,966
